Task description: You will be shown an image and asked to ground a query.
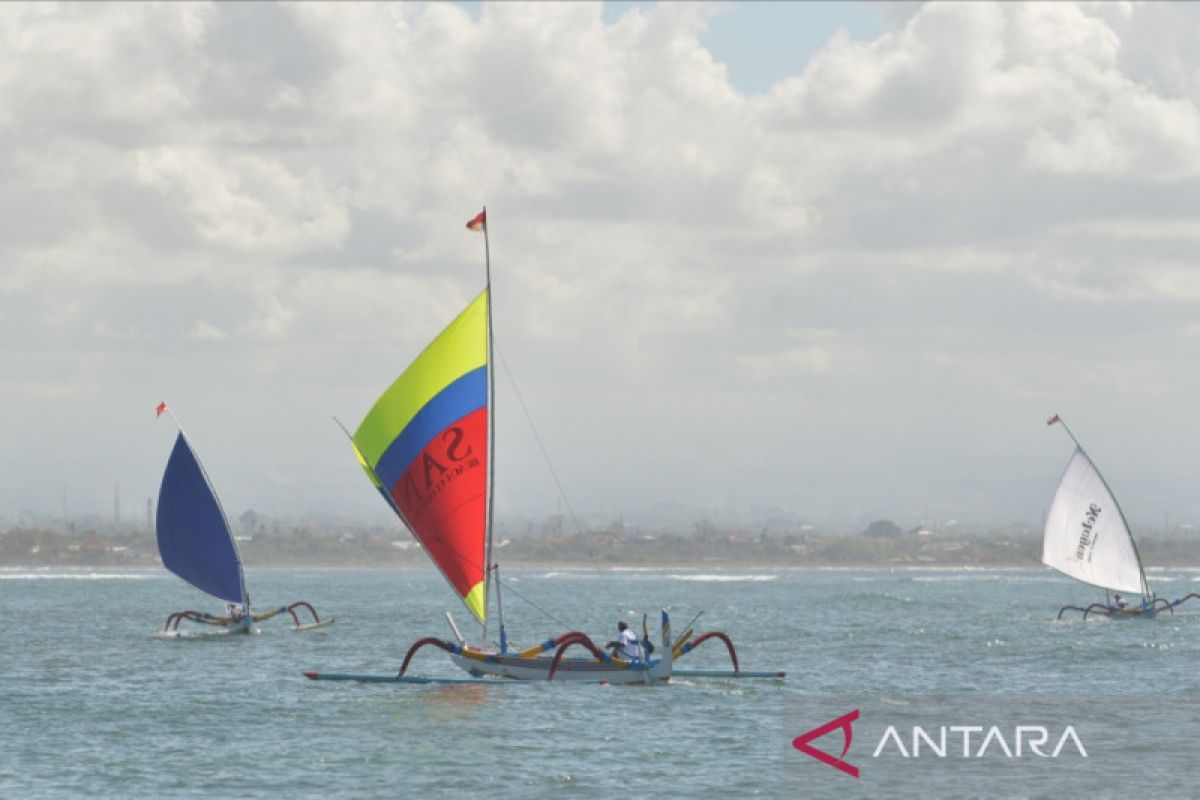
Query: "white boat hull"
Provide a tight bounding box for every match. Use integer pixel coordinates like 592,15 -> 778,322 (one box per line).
156,623 -> 259,638
448,653 -> 670,684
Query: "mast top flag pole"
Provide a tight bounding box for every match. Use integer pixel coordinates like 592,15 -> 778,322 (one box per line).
156,400 -> 185,437
1046,413 -> 1081,450
467,207 -> 498,644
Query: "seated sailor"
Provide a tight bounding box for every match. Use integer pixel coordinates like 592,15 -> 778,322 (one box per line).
605,620 -> 645,662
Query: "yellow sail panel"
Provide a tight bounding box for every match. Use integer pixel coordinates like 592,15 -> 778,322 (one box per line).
354,291 -> 488,468
349,438 -> 382,489
463,581 -> 486,625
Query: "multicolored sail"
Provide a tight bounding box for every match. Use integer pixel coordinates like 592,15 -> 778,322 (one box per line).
156,432 -> 247,605
353,290 -> 490,623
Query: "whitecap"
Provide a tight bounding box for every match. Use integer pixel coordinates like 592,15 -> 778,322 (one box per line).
667,574 -> 778,582
0,572 -> 160,581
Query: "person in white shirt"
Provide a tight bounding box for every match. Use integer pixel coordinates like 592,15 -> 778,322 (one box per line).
1112,593 -> 1127,610
605,620 -> 644,662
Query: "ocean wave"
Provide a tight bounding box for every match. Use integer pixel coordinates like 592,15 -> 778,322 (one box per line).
532,569 -> 778,581
533,570 -> 626,580
0,571 -> 160,581
815,565 -> 1034,573
845,591 -> 916,604
911,574 -> 1061,583
667,574 -> 778,582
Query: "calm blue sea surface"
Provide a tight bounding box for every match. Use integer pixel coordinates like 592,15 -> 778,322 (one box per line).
3,566 -> 1200,798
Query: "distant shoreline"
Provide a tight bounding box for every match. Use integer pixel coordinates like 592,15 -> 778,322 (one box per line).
5,561 -> 1200,571
14,525 -> 1200,572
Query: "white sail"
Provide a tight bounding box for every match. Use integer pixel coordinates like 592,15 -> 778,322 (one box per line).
1042,448 -> 1146,595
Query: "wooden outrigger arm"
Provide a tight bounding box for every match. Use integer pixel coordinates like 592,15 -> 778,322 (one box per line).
162,600 -> 332,632
547,633 -> 611,680
285,601 -> 332,630
674,630 -> 740,672
398,637 -> 459,676
669,627 -> 786,679
396,631 -> 614,680
307,611 -> 785,684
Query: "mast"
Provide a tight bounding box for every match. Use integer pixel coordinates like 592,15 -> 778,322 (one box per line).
1050,415 -> 1151,598
481,206 -> 499,645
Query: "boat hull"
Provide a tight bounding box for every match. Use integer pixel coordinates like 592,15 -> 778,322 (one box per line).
1107,607 -> 1157,619
304,672 -> 497,685
156,622 -> 259,638
449,652 -> 670,683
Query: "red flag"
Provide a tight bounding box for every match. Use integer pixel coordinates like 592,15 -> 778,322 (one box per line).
156,402 -> 168,418
1046,414 -> 1060,426
466,210 -> 486,232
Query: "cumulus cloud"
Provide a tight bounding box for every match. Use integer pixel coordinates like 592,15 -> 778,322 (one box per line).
191,321 -> 228,341
3,1 -> 1200,525
134,148 -> 350,255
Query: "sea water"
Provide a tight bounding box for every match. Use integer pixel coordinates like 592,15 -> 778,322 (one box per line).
3,566 -> 1200,798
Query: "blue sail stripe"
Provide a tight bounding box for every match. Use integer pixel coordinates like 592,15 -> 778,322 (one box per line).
373,367 -> 487,492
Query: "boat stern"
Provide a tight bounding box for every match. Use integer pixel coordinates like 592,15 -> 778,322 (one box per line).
658,608 -> 673,678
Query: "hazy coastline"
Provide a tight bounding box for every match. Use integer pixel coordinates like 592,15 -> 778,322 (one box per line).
7,524 -> 1200,570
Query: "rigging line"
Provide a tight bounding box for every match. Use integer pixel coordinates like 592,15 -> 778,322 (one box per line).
343,491 -> 577,632
493,574 -> 575,632
494,343 -> 586,537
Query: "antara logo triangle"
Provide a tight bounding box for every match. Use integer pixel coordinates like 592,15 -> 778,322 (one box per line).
792,709 -> 860,778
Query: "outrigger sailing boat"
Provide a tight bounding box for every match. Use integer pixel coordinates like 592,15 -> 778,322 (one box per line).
1045,415 -> 1198,620
155,403 -> 331,636
305,209 -> 783,684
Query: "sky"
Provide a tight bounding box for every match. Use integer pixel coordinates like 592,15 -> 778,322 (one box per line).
3,1 -> 1200,532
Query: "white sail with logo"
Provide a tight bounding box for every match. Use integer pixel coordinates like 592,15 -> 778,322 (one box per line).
1042,447 -> 1147,596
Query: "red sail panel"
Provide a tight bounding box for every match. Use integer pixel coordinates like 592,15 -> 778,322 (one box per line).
389,406 -> 488,610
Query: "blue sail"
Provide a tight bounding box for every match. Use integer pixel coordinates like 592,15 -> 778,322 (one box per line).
155,433 -> 245,604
